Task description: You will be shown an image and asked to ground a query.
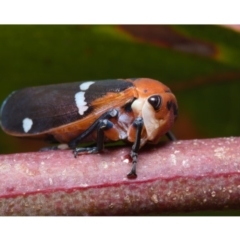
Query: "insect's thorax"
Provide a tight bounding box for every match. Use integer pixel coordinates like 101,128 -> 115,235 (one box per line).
114,107 -> 135,140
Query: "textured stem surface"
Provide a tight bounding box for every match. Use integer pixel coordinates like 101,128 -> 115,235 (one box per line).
1,137 -> 240,215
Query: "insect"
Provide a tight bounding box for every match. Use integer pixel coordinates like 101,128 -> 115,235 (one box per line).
0,78 -> 178,178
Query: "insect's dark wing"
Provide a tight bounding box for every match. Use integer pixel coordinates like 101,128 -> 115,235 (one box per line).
0,80 -> 134,135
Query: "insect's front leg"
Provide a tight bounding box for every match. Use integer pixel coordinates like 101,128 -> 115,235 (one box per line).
165,131 -> 177,141
127,117 -> 144,179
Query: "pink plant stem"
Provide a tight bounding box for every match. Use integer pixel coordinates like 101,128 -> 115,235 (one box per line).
0,137 -> 240,215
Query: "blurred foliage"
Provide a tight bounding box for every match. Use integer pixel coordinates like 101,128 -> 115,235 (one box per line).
0,25 -> 240,153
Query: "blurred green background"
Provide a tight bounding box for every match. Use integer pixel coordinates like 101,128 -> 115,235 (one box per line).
1,25 -> 240,154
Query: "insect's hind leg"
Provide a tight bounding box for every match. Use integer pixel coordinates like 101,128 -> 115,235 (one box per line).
39,143 -> 69,152
39,133 -> 70,152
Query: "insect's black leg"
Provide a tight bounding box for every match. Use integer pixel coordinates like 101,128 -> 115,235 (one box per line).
69,109 -> 118,149
127,117 -> 144,179
73,119 -> 111,156
165,131 -> 177,141
70,109 -> 118,157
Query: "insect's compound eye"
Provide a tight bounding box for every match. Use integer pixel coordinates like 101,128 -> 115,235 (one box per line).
148,95 -> 162,111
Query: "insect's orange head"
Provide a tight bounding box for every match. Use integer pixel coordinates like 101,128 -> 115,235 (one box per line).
131,78 -> 178,143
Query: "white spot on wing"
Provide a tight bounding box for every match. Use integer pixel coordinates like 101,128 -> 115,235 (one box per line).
80,81 -> 95,91
22,118 -> 33,133
75,92 -> 88,115
75,81 -> 95,116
